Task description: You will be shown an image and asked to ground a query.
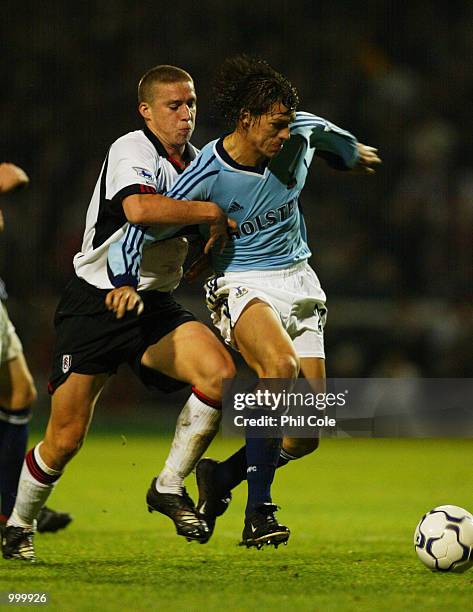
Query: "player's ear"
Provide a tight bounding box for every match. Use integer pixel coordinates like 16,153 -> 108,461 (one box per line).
139,102 -> 151,121
240,110 -> 251,130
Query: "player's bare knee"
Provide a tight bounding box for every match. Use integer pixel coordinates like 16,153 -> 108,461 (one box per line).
53,438 -> 83,464
212,352 -> 236,381
263,353 -> 299,379
11,381 -> 37,408
218,357 -> 237,383
195,355 -> 236,399
3,380 -> 37,409
283,436 -> 319,458
50,428 -> 86,464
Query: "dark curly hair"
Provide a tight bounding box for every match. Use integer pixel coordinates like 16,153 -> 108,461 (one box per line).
213,55 -> 299,127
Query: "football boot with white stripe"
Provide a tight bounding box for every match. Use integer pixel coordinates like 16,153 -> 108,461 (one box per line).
2,525 -> 36,561
146,478 -> 209,543
240,503 -> 290,549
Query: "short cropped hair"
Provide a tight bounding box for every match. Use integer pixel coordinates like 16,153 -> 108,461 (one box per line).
213,55 -> 299,127
138,65 -> 193,104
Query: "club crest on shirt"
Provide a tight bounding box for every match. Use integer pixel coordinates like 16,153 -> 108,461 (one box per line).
62,354 -> 72,373
234,286 -> 249,299
133,167 -> 154,183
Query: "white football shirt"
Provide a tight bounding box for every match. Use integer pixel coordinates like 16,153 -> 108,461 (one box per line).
73,125 -> 198,291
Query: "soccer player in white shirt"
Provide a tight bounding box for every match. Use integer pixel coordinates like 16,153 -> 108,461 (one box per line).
2,66 -> 237,561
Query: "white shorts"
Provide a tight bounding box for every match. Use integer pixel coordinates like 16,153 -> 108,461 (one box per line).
0,302 -> 23,365
205,261 -> 327,358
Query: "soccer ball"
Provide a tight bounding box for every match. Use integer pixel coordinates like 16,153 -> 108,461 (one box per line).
414,505 -> 473,572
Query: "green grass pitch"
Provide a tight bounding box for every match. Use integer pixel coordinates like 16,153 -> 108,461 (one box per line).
1,435 -> 472,611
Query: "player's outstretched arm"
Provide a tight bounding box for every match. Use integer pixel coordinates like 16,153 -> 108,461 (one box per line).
0,163 -> 29,193
301,113 -> 381,173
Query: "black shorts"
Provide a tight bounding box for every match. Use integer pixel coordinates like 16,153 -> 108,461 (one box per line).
49,276 -> 196,394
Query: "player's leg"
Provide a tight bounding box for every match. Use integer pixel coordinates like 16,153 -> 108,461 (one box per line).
0,352 -> 37,526
197,342 -> 325,548
0,351 -> 72,533
198,265 -> 326,543
278,357 -> 325,465
232,299 -> 299,378
142,320 -> 235,492
140,321 -> 235,541
141,320 -> 235,398
232,299 -> 295,547
3,373 -> 106,561
0,352 -> 37,407
208,357 -> 325,495
40,373 -> 108,470
0,304 -> 37,527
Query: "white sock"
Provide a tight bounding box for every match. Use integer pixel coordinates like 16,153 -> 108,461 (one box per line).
7,442 -> 62,528
156,391 -> 221,495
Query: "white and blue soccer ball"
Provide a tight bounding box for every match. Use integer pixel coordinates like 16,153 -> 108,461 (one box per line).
414,505 -> 473,572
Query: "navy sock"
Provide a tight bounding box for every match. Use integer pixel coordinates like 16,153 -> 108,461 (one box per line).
245,436 -> 281,517
0,406 -> 31,518
214,446 -> 247,493
214,444 -> 295,494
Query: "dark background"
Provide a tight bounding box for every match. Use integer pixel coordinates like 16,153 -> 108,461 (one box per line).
1,0 -> 471,416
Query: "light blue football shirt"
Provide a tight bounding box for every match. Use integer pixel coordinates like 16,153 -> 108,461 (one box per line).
166,112 -> 358,273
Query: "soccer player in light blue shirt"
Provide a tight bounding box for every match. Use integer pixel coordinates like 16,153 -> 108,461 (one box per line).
167,112 -> 359,273
107,56 -> 381,548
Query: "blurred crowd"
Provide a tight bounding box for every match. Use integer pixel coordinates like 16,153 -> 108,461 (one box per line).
0,0 -> 471,390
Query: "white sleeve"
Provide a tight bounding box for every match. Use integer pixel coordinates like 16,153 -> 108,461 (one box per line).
106,133 -> 159,202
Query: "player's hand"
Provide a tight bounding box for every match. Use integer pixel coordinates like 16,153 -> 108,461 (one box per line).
105,286 -> 144,319
184,253 -> 212,282
0,163 -> 30,193
353,144 -> 382,174
0,209 -> 4,233
205,204 -> 238,254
